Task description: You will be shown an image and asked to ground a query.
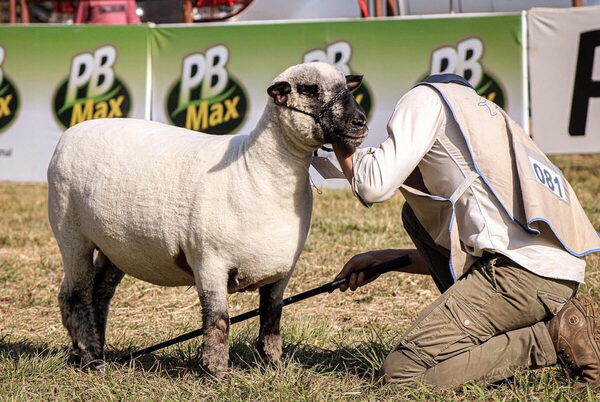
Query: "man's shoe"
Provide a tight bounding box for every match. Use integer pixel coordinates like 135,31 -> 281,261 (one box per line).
547,295 -> 600,388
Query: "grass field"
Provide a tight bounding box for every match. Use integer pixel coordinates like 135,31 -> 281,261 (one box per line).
1,154 -> 599,400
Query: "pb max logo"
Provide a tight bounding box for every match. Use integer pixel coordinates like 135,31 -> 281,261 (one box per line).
0,45 -> 20,134
166,44 -> 248,134
303,41 -> 373,120
425,37 -> 506,108
53,45 -> 132,129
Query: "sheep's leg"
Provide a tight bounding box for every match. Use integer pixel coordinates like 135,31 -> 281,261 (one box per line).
57,238 -> 103,366
257,276 -> 289,363
92,251 -> 125,352
197,285 -> 230,377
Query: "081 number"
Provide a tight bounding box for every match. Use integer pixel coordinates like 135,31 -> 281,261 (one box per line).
529,157 -> 567,202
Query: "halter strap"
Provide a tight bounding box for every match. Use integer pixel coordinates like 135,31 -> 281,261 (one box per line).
277,88 -> 348,138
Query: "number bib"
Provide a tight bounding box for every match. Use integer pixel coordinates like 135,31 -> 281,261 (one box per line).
526,150 -> 569,203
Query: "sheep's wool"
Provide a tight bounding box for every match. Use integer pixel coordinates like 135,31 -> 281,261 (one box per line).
48,112 -> 314,292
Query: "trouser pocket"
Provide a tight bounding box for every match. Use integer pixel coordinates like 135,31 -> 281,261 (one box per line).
444,294 -> 495,343
537,290 -> 569,316
399,293 -> 495,366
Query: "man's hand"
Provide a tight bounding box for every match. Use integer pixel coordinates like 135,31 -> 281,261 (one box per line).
331,143 -> 357,183
334,249 -> 429,292
335,249 -> 404,292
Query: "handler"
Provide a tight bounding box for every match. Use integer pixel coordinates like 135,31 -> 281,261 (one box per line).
331,74 -> 600,388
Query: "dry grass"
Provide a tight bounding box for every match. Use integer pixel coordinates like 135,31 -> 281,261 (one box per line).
1,154 -> 599,400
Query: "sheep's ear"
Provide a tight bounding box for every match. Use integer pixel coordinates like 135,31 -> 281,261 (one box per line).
267,81 -> 292,106
346,75 -> 363,92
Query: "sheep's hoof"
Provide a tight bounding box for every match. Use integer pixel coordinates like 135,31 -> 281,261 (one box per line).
201,349 -> 229,379
73,349 -> 104,370
257,334 -> 282,364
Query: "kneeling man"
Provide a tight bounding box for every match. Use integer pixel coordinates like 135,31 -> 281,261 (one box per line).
332,74 -> 600,388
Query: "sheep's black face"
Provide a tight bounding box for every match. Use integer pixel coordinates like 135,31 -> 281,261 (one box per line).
317,76 -> 368,147
267,63 -> 368,148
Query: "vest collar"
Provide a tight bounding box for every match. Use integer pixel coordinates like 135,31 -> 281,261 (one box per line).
420,73 -> 474,90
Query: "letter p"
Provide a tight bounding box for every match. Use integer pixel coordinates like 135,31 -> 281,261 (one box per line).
569,30 -> 600,136
66,53 -> 94,105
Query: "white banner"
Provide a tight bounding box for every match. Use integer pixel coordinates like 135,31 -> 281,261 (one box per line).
528,6 -> 600,154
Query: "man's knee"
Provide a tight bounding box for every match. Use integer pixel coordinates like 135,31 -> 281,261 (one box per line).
380,346 -> 427,385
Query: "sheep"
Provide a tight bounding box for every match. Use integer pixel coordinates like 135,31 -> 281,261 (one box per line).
47,62 -> 368,376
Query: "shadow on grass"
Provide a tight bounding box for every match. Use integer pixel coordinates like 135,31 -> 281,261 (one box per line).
280,338 -> 389,380
0,330 -> 391,383
100,332 -> 392,383
0,335 -> 207,378
2,333 -> 585,398
0,335 -> 68,361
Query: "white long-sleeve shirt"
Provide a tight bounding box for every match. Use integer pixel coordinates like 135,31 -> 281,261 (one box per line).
352,85 -> 585,283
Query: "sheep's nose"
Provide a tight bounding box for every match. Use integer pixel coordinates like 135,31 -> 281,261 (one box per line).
351,117 -> 366,128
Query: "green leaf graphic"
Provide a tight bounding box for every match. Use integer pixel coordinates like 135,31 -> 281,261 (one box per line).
58,84 -> 123,115
172,85 -> 236,117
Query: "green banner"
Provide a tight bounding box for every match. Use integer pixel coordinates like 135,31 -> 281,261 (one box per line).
0,15 -> 523,182
151,15 -> 524,145
0,25 -> 149,181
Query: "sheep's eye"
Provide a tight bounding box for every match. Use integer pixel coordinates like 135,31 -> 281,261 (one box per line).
297,84 -> 319,97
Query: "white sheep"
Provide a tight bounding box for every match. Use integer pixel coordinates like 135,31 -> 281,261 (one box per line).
47,62 -> 367,376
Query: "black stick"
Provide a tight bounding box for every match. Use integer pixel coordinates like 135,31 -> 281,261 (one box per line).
118,254 -> 411,363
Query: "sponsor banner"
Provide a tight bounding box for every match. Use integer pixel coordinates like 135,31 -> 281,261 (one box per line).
529,6 -> 600,154
0,25 -> 149,182
151,14 -> 524,159
0,16 -> 523,182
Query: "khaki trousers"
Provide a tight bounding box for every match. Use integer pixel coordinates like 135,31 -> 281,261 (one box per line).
381,204 -> 578,387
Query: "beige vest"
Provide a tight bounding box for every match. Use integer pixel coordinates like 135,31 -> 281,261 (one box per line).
400,82 -> 600,281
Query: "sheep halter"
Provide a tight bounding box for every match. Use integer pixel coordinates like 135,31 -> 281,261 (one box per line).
280,88 -> 348,137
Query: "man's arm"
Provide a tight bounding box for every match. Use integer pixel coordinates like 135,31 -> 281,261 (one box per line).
332,143 -> 357,183
335,249 -> 429,292
333,86 -> 444,204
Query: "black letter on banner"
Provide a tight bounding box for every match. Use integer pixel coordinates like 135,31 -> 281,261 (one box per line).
569,30 -> 600,136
